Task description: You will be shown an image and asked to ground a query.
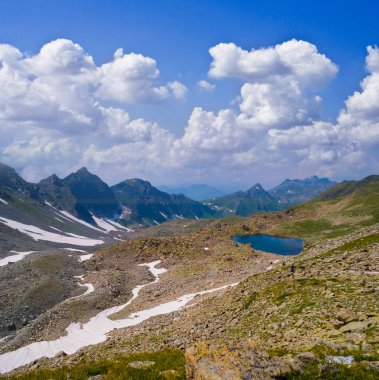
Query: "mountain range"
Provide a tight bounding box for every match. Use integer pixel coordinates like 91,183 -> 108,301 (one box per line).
205,176 -> 336,216
0,163 -> 339,236
0,163 -> 219,257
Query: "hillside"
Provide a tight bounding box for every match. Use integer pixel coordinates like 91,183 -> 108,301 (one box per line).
269,174 -> 379,242
0,174 -> 377,379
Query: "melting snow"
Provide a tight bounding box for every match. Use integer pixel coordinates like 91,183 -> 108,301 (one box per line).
106,219 -> 133,232
0,251 -> 37,267
78,254 -> 94,262
59,211 -> 104,232
62,248 -> 88,253
92,215 -> 119,233
71,276 -> 94,298
0,261 -> 237,373
0,217 -> 103,246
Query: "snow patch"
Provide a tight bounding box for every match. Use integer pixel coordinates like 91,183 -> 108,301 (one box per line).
0,251 -> 37,267
59,211 -> 104,232
62,248 -> 88,253
153,220 -> 160,225
0,217 -> 103,246
106,219 -> 134,232
66,276 -> 94,300
78,254 -> 94,262
0,198 -> 8,205
92,215 -> 119,233
0,261 -> 237,374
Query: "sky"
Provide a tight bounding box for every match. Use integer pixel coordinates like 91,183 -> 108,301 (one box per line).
0,0 -> 378,191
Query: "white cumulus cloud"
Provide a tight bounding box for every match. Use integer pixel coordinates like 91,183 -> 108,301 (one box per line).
0,39 -> 378,186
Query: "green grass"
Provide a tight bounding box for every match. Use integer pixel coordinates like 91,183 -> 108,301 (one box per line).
286,362 -> 379,379
1,349 -> 185,380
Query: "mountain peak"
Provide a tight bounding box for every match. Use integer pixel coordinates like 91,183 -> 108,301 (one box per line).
245,183 -> 265,194
76,167 -> 91,175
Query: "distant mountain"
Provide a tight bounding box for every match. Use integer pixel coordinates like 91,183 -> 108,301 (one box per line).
268,175 -> 336,206
205,183 -> 281,217
158,184 -> 225,201
205,176 -> 337,217
40,168 -> 121,223
112,179 -> 216,226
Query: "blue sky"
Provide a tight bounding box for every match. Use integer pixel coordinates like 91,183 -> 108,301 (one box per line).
0,1 -> 378,189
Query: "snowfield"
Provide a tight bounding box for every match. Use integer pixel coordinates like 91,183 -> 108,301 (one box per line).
0,260 -> 237,373
0,217 -> 103,246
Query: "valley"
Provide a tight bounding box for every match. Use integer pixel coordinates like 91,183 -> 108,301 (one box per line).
0,169 -> 378,379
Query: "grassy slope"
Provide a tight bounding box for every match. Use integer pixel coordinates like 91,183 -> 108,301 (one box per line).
268,176 -> 379,243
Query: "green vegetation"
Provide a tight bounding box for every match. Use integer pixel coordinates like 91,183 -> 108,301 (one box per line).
1,349 -> 185,380
286,362 -> 379,380
270,175 -> 379,243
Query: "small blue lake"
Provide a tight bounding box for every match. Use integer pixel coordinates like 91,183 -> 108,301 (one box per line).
233,234 -> 304,255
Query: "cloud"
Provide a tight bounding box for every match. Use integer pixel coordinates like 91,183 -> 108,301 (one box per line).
197,80 -> 215,92
0,39 -> 378,186
167,81 -> 188,99
266,46 -> 379,177
208,39 -> 338,87
97,48 -> 177,103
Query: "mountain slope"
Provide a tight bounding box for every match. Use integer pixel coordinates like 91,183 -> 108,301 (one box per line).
39,168 -> 121,224
112,179 -> 216,226
268,175 -> 336,206
62,168 -> 121,223
6,181 -> 378,379
158,184 -> 225,201
206,183 -> 281,216
270,174 -> 379,242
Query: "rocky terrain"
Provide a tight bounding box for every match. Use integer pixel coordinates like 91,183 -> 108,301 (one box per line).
0,175 -> 377,379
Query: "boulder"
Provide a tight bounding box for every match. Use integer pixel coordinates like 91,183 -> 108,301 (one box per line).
336,309 -> 359,323
339,321 -> 370,333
